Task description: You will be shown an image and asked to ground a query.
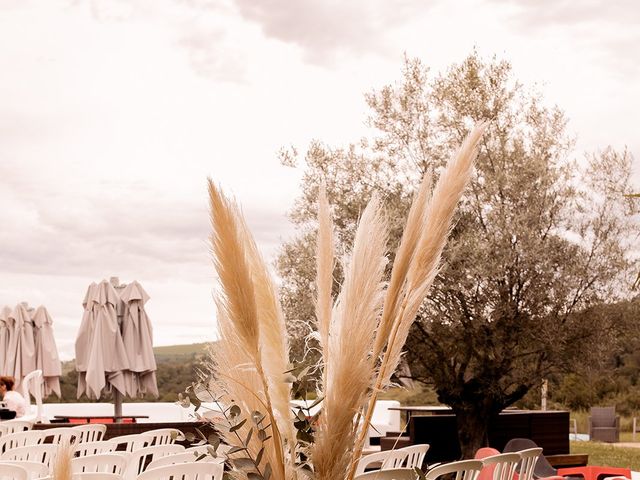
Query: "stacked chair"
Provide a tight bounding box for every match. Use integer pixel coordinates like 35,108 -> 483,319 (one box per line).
353,441 -> 550,480
0,424 -> 219,480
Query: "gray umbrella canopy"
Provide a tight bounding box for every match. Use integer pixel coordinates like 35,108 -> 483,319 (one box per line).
0,306 -> 11,375
75,278 -> 158,405
32,306 -> 62,398
120,281 -> 158,398
75,280 -> 131,399
6,303 -> 36,390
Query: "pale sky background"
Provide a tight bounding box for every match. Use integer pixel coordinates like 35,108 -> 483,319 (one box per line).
1,0 -> 638,361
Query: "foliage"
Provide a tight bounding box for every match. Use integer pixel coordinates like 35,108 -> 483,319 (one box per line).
276,51 -> 639,458
201,132 -> 479,480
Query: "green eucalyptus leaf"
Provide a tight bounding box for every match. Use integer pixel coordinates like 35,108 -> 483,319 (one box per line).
255,447 -> 264,466
264,463 -> 272,480
184,432 -> 196,442
226,446 -> 246,455
232,458 -> 256,470
229,405 -> 241,418
257,429 -> 267,441
208,433 -> 220,448
245,427 -> 253,445
251,411 -> 265,424
229,418 -> 247,432
196,428 -> 208,442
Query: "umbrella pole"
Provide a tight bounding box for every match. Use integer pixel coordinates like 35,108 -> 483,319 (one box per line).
114,389 -> 123,423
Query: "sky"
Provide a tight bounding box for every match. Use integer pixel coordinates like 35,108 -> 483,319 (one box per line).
1,0 -> 638,361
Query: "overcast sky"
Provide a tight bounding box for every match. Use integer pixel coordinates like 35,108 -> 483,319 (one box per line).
1,0 -> 638,361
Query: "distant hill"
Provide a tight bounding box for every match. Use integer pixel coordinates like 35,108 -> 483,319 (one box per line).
154,342 -> 210,357
55,342 -> 214,402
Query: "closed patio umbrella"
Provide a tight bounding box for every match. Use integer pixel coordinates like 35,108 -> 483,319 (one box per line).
0,306 -> 11,375
120,281 -> 158,398
32,306 -> 62,397
75,280 -> 130,400
6,303 -> 36,390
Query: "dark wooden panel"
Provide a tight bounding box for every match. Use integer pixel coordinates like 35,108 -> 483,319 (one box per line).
404,410 -> 569,462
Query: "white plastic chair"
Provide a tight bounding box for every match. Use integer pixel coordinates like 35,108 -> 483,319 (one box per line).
425,459 -> 484,480
73,424 -> 107,443
135,462 -> 224,480
73,441 -> 119,457
0,462 -> 29,480
514,448 -> 542,480
41,474 -> 123,480
109,434 -> 153,452
355,468 -> 418,480
0,420 -> 34,436
0,460 -> 49,479
146,451 -> 225,470
144,428 -> 185,445
126,444 -> 185,480
21,370 -> 44,423
398,444 -> 430,469
481,453 -> 520,480
355,449 -> 411,475
38,427 -> 79,444
1,444 -> 58,469
0,431 -> 43,452
72,453 -> 130,475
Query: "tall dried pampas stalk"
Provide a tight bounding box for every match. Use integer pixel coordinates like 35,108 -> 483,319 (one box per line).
208,181 -> 289,480
347,124 -> 486,480
52,440 -> 74,480
315,183 -> 335,384
311,195 -> 388,480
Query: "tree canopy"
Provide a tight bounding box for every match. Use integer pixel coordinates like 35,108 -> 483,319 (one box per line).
277,51 -> 639,457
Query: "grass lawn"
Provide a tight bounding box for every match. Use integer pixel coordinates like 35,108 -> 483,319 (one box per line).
570,441 -> 640,471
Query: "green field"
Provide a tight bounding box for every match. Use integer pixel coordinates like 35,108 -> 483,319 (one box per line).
571,441 -> 640,471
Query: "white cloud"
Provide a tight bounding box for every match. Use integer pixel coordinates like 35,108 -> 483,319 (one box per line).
0,0 -> 638,362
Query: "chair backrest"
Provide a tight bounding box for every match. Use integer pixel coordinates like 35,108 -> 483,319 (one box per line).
109,434 -> 153,452
40,474 -> 124,480
590,407 -> 616,427
73,441 -> 118,457
355,468 -> 418,480
127,444 -> 186,478
21,370 -> 44,422
146,451 -> 225,471
356,449 -> 411,475
481,453 -> 520,480
73,424 -> 107,443
72,453 -> 130,475
516,448 -> 542,480
474,448 -> 501,480
0,431 -> 43,453
424,459 -> 484,480
0,462 -> 29,480
38,427 -> 79,445
1,460 -> 50,479
135,462 -> 224,480
0,420 -> 34,436
144,428 -> 185,446
503,438 -> 556,478
1,444 -> 58,468
398,444 -> 430,469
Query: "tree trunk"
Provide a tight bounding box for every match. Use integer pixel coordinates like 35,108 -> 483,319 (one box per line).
454,405 -> 493,459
